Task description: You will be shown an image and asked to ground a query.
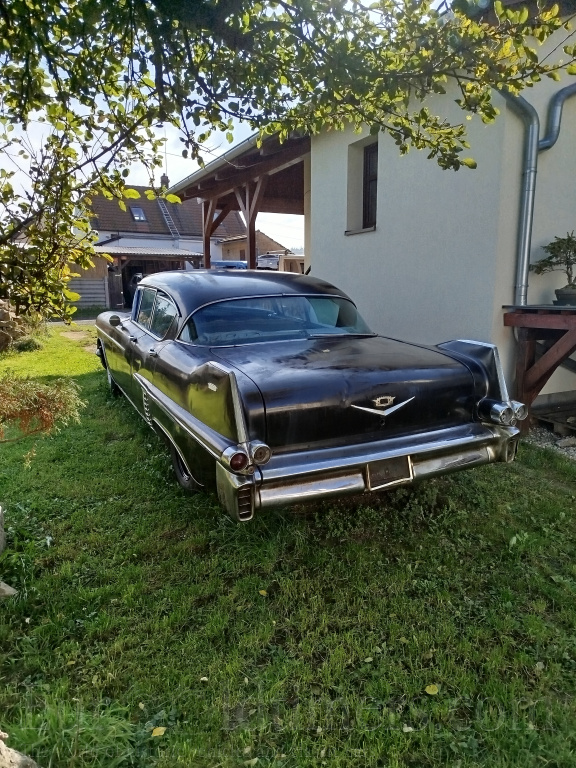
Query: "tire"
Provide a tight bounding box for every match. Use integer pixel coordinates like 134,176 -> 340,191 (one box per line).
106,366 -> 122,397
170,442 -> 203,493
99,343 -> 121,398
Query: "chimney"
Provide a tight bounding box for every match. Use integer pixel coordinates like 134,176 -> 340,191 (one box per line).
161,173 -> 169,188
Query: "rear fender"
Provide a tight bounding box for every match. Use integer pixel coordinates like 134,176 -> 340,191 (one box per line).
437,340 -> 510,403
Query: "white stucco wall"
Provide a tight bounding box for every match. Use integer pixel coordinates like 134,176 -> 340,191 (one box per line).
310,39 -> 576,396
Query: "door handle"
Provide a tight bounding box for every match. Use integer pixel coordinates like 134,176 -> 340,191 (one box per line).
149,348 -> 157,357
129,335 -> 137,343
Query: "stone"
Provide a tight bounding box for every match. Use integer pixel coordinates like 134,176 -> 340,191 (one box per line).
0,583 -> 18,599
0,734 -> 41,768
556,437 -> 576,448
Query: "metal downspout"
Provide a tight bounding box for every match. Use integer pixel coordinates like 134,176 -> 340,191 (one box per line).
503,84 -> 576,305
539,83 -> 576,151
501,91 -> 539,306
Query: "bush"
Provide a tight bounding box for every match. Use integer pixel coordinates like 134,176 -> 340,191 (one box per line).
0,372 -> 85,441
12,337 -> 43,353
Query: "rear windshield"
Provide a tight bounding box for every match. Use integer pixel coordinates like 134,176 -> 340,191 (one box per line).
180,295 -> 374,346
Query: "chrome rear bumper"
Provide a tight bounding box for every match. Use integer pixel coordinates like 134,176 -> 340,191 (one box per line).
216,422 -> 519,521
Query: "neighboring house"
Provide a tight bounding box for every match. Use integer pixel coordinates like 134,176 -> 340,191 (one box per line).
218,230 -> 305,272
219,230 -> 289,260
71,177 -> 245,308
169,18 -> 576,410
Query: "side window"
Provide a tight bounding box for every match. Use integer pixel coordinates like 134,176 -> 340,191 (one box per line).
136,288 -> 156,328
149,294 -> 178,338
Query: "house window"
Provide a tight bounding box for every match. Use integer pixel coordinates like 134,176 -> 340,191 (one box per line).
130,206 -> 147,222
346,136 -> 379,234
362,143 -> 378,229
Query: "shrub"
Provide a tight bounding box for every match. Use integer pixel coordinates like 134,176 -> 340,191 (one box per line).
12,337 -> 43,353
0,372 -> 85,441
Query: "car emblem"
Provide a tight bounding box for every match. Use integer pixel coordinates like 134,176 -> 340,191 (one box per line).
372,395 -> 395,409
351,396 -> 415,418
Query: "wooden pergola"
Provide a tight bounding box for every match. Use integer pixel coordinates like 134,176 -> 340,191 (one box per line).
171,134 -> 310,269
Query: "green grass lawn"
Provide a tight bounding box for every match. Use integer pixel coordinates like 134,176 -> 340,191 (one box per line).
1,327 -> 576,768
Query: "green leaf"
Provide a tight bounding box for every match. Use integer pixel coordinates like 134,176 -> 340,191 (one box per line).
164,194 -> 181,203
460,158 -> 477,169
123,188 -> 141,199
118,200 -> 127,211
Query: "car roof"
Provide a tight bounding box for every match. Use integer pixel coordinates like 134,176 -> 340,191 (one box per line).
139,269 -> 352,314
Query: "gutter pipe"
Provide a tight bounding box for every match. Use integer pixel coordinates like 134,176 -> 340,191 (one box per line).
503,83 -> 576,305
539,82 -> 576,151
501,91 -> 539,307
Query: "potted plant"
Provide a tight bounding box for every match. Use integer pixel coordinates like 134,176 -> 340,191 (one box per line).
530,232 -> 576,305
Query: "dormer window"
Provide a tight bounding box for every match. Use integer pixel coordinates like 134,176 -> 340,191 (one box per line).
130,206 -> 147,222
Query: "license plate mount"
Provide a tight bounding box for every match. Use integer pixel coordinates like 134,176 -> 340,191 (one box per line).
367,456 -> 413,490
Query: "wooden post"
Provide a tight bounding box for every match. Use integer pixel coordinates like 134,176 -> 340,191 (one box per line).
202,199 -> 217,269
202,200 -> 232,268
234,176 -> 269,269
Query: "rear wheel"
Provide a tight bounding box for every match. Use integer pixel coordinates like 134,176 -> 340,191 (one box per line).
106,366 -> 122,397
99,342 -> 121,397
170,443 -> 203,492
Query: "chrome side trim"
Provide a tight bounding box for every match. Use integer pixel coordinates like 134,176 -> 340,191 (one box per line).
134,373 -> 235,460
228,370 -> 249,447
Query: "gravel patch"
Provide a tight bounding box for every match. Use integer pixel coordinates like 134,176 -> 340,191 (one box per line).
524,425 -> 576,461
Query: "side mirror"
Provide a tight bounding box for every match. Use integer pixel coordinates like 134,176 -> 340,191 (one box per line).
109,315 -> 122,327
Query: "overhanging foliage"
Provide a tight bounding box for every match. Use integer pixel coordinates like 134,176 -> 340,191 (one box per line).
0,0 -> 574,316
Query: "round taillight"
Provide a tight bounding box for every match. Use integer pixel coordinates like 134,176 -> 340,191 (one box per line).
229,451 -> 249,472
252,443 -> 272,465
511,400 -> 528,421
490,403 -> 515,426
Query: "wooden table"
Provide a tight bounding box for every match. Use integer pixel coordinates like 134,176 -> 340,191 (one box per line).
503,305 -> 576,408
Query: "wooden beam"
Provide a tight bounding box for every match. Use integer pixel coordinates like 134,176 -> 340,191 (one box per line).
524,328 -> 576,402
208,203 -> 232,235
235,176 -> 269,269
184,140 -> 309,202
504,312 -> 576,330
514,328 -> 536,430
202,198 -> 217,268
253,197 -> 304,215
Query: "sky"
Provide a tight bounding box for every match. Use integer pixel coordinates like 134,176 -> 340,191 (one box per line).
0,113 -> 305,252
126,122 -> 305,252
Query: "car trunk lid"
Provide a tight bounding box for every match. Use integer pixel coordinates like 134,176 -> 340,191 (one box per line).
213,336 -> 476,451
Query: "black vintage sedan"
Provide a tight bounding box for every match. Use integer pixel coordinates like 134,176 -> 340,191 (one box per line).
96,270 -> 526,521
